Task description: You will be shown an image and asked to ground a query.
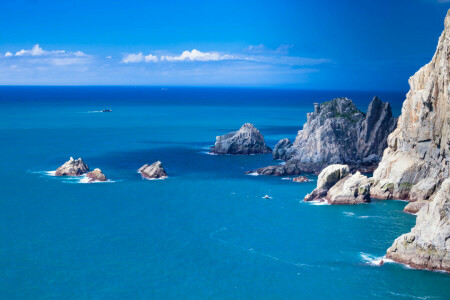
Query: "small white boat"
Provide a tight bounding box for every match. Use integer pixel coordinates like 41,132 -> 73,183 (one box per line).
262,195 -> 272,199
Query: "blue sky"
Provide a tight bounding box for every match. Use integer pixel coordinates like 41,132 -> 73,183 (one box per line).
0,0 -> 449,89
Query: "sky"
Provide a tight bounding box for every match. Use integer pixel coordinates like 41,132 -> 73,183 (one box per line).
0,0 -> 449,90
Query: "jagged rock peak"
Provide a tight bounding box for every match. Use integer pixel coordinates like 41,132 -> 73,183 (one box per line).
138,161 -> 168,179
253,96 -> 396,175
210,123 -> 272,155
55,157 -> 89,176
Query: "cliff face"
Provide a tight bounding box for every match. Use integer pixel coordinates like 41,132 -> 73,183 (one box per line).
253,97 -> 396,175
373,10 -> 450,272
371,10 -> 450,201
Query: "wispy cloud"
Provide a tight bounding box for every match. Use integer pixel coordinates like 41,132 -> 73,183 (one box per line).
245,44 -> 293,55
161,49 -> 235,62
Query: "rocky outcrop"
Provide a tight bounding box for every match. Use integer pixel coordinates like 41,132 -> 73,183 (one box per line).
55,157 -> 89,176
273,138 -> 292,160
293,176 -> 310,183
253,97 -> 396,175
85,168 -> 107,183
374,10 -> 450,273
304,164 -> 349,202
326,172 -> 371,205
403,200 -> 427,215
386,178 -> 450,272
138,161 -> 168,179
210,123 -> 272,155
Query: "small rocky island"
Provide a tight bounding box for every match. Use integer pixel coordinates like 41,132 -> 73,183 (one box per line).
85,168 -> 108,183
252,96 -> 397,175
138,161 -> 168,179
210,123 -> 272,155
55,157 -> 89,176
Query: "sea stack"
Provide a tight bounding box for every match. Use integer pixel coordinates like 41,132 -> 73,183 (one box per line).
85,168 -> 108,183
210,123 -> 272,155
252,97 -> 397,175
55,157 -> 89,176
372,10 -> 450,272
138,161 -> 168,179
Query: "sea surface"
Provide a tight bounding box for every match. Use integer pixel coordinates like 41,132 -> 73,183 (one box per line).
0,86 -> 449,299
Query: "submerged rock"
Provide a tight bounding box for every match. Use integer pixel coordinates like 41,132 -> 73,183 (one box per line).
138,161 -> 168,179
253,96 -> 396,175
210,123 -> 272,155
85,168 -> 107,183
55,157 -> 89,176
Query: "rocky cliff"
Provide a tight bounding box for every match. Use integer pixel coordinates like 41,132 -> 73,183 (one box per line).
139,161 -> 168,179
210,123 -> 272,155
55,157 -> 89,176
253,97 -> 396,175
371,10 -> 450,272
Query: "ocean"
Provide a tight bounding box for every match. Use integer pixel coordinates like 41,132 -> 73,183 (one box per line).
0,86 -> 449,299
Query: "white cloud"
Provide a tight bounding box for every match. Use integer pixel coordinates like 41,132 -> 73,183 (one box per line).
145,54 -> 158,62
122,52 -> 158,63
245,44 -> 293,55
4,51 -> 13,57
161,49 -> 235,62
14,44 -> 68,56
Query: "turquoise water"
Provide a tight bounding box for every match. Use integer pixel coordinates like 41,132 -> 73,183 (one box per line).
0,87 -> 449,299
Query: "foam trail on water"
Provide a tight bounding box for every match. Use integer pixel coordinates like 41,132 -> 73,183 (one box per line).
246,172 -> 259,176
210,227 -> 311,269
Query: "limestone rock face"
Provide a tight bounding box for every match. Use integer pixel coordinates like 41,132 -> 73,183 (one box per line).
211,123 -> 272,155
55,157 -> 89,176
254,97 -> 396,175
273,138 -> 292,160
85,168 -> 107,183
304,164 -> 349,202
326,172 -> 371,205
386,178 -> 450,272
376,10 -> 450,273
138,161 -> 168,179
371,11 -> 450,201
403,200 -> 427,215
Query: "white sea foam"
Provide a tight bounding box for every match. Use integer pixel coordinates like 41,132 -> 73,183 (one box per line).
307,200 -> 328,206
46,170 -> 56,176
199,151 -> 217,155
360,252 -> 394,266
343,212 -> 355,217
281,177 -> 291,180
278,161 -> 286,165
87,110 -> 102,113
246,172 -> 259,176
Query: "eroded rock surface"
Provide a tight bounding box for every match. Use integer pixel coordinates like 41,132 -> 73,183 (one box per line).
254,97 -> 396,175
138,161 -> 168,179
386,179 -> 450,272
326,172 -> 371,205
375,10 -> 450,272
85,168 -> 107,183
55,157 -> 89,176
304,164 -> 349,202
211,123 -> 272,155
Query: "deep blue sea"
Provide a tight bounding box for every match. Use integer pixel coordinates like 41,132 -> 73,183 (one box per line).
1,86 -> 449,299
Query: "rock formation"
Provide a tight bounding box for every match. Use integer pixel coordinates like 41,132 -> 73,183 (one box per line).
386,178 -> 450,272
304,164 -> 349,202
210,123 -> 272,155
325,172 -> 371,205
293,176 -> 310,183
372,10 -> 450,272
253,97 -> 396,175
85,168 -> 108,183
138,161 -> 168,179
55,157 -> 89,176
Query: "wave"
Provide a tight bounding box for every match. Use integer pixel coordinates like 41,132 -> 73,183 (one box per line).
35,170 -> 116,184
199,151 -> 217,155
246,172 -> 259,176
306,200 -> 329,206
343,212 -> 355,217
360,252 -> 393,266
